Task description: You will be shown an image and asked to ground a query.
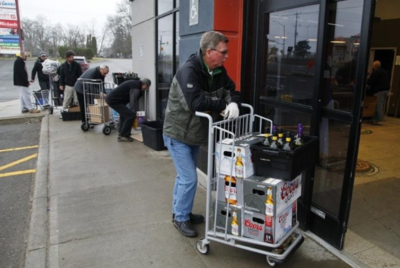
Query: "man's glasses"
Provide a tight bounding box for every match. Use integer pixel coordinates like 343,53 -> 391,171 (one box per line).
210,48 -> 229,55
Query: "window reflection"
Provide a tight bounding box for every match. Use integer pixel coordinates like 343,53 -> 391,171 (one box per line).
263,5 -> 319,105
158,0 -> 173,15
324,1 -> 363,112
314,0 -> 364,217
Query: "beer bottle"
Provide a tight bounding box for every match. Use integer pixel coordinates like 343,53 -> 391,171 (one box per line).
235,148 -> 244,179
231,210 -> 239,236
294,123 -> 304,148
265,186 -> 274,216
224,175 -> 237,205
264,215 -> 274,244
263,133 -> 271,146
277,132 -> 284,148
292,200 -> 297,227
283,132 -> 293,151
269,136 -> 279,149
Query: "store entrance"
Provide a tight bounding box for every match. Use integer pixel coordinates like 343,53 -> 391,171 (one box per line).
244,0 -> 375,250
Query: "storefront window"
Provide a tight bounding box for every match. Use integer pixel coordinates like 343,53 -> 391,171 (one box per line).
158,0 -> 173,15
157,11 -> 179,119
263,5 -> 319,106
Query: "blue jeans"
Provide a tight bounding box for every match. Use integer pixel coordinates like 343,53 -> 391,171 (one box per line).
163,134 -> 200,222
373,90 -> 388,122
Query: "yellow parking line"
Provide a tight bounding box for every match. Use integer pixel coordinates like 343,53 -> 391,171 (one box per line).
0,145 -> 39,153
0,153 -> 38,172
0,169 -> 36,178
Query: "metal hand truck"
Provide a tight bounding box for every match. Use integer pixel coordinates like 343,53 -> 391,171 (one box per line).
80,78 -> 117,135
195,104 -> 304,267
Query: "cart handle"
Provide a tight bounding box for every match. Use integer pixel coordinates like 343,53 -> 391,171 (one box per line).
195,103 -> 253,123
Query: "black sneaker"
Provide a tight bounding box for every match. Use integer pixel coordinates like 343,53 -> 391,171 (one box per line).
174,220 -> 198,237
118,136 -> 134,142
172,213 -> 204,224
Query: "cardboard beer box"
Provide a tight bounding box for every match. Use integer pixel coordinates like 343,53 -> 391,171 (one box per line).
215,135 -> 264,179
243,175 -> 301,216
214,201 -> 243,236
88,104 -> 109,123
243,200 -> 297,244
217,175 -> 244,207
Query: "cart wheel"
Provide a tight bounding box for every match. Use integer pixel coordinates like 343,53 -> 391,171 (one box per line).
102,126 -> 112,135
49,107 -> 54,114
196,240 -> 210,255
81,122 -> 90,131
266,256 -> 276,267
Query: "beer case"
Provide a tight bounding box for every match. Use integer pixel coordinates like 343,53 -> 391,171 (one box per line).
243,175 -> 301,216
217,175 -> 244,207
214,201 -> 243,236
215,135 -> 264,179
243,200 -> 297,244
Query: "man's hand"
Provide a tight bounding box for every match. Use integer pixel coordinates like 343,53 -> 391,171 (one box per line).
220,102 -> 239,119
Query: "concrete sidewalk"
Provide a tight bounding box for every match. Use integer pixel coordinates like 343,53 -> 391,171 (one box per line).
1,100 -> 361,267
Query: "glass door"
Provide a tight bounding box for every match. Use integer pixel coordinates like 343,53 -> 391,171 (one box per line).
249,0 -> 375,249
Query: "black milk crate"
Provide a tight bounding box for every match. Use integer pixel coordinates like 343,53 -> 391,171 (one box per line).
61,111 -> 81,121
141,120 -> 167,151
250,135 -> 318,181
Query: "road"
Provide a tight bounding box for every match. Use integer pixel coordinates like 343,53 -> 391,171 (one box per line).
0,58 -> 133,102
0,121 -> 41,268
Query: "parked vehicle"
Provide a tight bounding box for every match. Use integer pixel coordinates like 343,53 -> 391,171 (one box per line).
74,56 -> 90,72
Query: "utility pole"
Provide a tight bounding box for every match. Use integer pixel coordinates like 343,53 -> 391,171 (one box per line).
14,0 -> 23,53
293,12 -> 301,51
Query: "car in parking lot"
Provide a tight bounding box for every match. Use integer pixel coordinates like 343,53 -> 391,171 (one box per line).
74,56 -> 90,72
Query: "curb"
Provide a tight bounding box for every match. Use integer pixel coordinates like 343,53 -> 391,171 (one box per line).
0,115 -> 44,125
25,115 -> 49,268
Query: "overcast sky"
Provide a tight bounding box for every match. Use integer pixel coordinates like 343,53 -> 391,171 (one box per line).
19,0 -> 119,29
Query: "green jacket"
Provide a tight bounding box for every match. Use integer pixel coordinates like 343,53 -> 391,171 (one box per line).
163,49 -> 241,146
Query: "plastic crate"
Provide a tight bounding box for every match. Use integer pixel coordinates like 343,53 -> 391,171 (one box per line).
250,135 -> 318,181
140,120 -> 167,151
61,111 -> 81,121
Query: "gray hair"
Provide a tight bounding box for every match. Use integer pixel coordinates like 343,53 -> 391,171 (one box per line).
100,64 -> 109,71
200,31 -> 229,56
141,78 -> 151,89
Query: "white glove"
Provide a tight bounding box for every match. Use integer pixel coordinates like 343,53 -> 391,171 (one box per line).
220,102 -> 239,119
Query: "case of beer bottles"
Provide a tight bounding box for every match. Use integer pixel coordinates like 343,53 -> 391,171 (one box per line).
214,201 -> 243,236
243,175 -> 301,216
243,200 -> 297,244
215,135 -> 264,179
250,135 -> 318,181
217,175 -> 244,207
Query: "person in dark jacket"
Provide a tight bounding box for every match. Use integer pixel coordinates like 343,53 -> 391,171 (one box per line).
163,31 -> 241,237
31,52 -> 50,90
74,65 -> 109,123
13,51 -> 40,113
367,60 -> 390,125
105,78 -> 151,142
58,50 -> 82,113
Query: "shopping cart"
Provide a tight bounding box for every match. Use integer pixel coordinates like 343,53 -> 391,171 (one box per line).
80,78 -> 117,135
42,59 -> 61,114
195,104 -> 304,267
32,89 -> 50,111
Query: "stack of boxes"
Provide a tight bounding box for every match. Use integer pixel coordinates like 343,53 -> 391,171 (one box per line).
213,134 -> 303,244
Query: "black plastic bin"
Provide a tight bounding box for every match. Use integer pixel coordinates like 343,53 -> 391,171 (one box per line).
112,72 -> 139,85
141,120 -> 167,151
250,135 -> 318,181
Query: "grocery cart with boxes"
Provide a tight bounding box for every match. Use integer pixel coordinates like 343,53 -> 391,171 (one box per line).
195,104 -> 317,266
79,78 -> 117,135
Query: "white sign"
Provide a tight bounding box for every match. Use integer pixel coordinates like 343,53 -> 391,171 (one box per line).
0,8 -> 17,20
0,0 -> 16,9
189,0 -> 198,26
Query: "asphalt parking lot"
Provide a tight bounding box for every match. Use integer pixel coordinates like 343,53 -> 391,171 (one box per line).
0,120 -> 41,268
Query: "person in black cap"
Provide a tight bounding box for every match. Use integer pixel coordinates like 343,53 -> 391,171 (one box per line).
105,78 -> 151,142
31,52 -> 50,90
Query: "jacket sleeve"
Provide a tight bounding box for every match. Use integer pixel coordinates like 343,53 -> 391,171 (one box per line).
59,65 -> 65,86
129,88 -> 141,114
177,66 -> 227,113
31,62 -> 38,80
15,60 -> 29,86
